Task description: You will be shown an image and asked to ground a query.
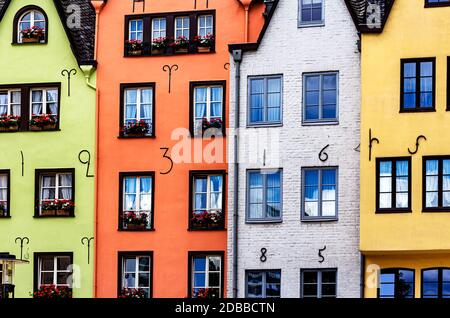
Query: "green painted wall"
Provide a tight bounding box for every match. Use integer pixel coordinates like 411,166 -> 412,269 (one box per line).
0,0 -> 96,298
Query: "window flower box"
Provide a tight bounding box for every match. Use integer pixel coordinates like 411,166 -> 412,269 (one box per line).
151,37 -> 169,55
21,26 -> 45,43
33,285 -> 72,299
123,211 -> 148,230
193,34 -> 214,53
125,40 -> 144,56
121,120 -> 150,137
0,115 -> 20,132
171,36 -> 189,53
29,115 -> 57,131
191,210 -> 224,230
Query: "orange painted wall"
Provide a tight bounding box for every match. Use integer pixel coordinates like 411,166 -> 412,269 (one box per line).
95,0 -> 264,298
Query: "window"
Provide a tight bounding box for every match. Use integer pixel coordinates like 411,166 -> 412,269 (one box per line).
247,170 -> 282,222
15,7 -> 47,44
401,58 -> 435,111
190,171 -> 225,230
246,270 -> 281,298
119,173 -> 154,231
124,11 -> 215,57
302,167 -> 337,220
248,76 -> 282,125
189,252 -> 223,298
299,0 -> 324,26
35,253 -> 73,291
128,19 -> 143,41
118,252 -> 152,298
190,81 -> 225,136
175,16 -> 190,38
379,268 -> 414,298
301,269 -> 337,298
0,171 -> 9,217
35,169 -> 75,217
423,157 -> 450,211
422,268 -> 450,298
303,72 -> 338,123
376,158 -> 411,212
425,0 -> 450,7
120,84 -> 155,137
198,15 -> 213,37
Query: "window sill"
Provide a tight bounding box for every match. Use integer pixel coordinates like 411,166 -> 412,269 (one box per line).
399,108 -> 435,113
117,135 -> 155,139
245,219 -> 283,224
246,123 -> 283,128
301,217 -> 338,223
302,120 -> 339,126
118,228 -> 155,232
375,209 -> 412,214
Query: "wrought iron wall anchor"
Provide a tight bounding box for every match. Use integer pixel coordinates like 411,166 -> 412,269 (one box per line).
15,237 -> 30,260
319,144 -> 330,162
132,0 -> 145,12
224,63 -> 230,71
20,150 -> 24,176
369,129 -> 379,161
408,135 -> 427,155
260,248 -> 267,262
318,246 -> 326,263
162,64 -> 178,94
78,150 -> 94,177
81,237 -> 94,264
61,69 -> 77,97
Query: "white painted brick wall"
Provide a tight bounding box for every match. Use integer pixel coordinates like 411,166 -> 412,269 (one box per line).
227,0 -> 361,298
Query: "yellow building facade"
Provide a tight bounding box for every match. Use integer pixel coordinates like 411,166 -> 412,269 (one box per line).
354,0 -> 450,298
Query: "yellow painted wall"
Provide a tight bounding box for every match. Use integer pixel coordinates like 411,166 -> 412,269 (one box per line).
360,0 -> 450,252
364,254 -> 450,298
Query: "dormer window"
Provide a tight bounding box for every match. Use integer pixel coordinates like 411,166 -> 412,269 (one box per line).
14,6 -> 47,44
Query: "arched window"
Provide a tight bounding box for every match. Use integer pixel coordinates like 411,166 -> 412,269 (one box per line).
13,6 -> 47,44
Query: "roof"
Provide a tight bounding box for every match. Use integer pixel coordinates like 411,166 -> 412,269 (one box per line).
229,0 -> 280,53
345,0 -> 395,33
0,0 -> 96,66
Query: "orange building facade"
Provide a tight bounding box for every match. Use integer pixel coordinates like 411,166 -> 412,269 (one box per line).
94,0 -> 265,298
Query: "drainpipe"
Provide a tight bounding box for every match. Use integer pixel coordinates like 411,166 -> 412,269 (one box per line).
231,49 -> 243,298
90,0 -> 106,299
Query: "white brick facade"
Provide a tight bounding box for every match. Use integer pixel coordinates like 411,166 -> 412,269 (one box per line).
227,0 -> 361,298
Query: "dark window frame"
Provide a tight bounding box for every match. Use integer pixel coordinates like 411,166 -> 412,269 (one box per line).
245,269 -> 282,298
117,251 -> 153,298
421,267 -> 450,298
118,171 -> 155,231
376,157 -> 412,213
119,83 -> 156,138
0,83 -> 61,133
12,5 -> 48,45
246,169 -> 283,223
189,80 -> 226,138
378,268 -> 415,298
300,268 -> 337,298
301,166 -> 339,222
188,170 -> 226,231
0,170 -> 10,218
400,58 -> 436,112
187,251 -> 224,298
425,0 -> 450,8
124,10 -> 216,57
33,252 -> 73,293
34,168 -> 75,218
422,156 -> 450,212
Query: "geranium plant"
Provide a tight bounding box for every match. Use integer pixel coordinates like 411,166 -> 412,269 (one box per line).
0,115 -> 20,130
21,26 -> 45,40
29,114 -> 57,129
33,285 -> 72,299
193,34 -> 215,47
121,120 -> 150,136
119,288 -> 147,299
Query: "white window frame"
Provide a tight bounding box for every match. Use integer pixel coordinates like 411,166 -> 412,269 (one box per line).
197,15 -> 213,37
121,255 -> 151,294
298,0 -> 325,27
0,90 -> 21,117
128,19 -> 144,41
175,16 -> 190,38
124,87 -> 153,131
192,255 -> 222,296
29,88 -> 58,118
193,175 -> 223,213
18,10 -> 46,43
152,18 -> 166,40
37,255 -> 72,289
